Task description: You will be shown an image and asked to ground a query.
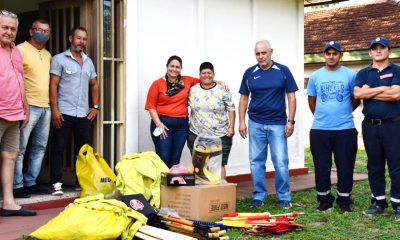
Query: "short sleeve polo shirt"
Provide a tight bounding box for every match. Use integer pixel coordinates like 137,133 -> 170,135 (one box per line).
239,61 -> 298,125
355,63 -> 400,119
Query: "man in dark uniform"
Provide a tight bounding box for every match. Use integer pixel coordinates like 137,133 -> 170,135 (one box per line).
354,36 -> 400,221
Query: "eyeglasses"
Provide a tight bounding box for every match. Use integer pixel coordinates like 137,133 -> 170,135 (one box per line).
32,27 -> 50,34
0,10 -> 18,19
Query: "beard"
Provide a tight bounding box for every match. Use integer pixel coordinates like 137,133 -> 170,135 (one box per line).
70,44 -> 85,53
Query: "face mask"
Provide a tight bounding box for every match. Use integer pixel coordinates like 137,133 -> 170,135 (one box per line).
32,32 -> 49,45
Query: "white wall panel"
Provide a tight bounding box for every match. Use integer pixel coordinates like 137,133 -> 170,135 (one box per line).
126,0 -> 304,176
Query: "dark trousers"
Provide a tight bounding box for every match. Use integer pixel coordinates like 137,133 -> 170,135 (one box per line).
50,114 -> 91,184
310,128 -> 358,206
362,119 -> 400,209
150,115 -> 188,168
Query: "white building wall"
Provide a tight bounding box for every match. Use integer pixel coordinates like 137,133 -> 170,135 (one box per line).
126,0 -> 304,176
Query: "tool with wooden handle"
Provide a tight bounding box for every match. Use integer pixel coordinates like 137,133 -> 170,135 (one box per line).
188,219 -> 227,230
169,226 -> 229,240
223,211 -> 304,219
135,231 -> 162,240
162,215 -> 221,232
222,212 -> 304,228
223,215 -> 270,221
136,225 -> 197,240
165,221 -> 223,238
269,211 -> 304,218
219,237 -> 230,240
168,226 -> 207,240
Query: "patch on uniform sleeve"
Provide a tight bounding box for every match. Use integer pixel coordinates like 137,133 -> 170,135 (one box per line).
380,73 -> 393,79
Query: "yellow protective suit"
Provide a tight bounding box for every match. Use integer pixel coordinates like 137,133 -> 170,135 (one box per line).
115,151 -> 169,208
30,194 -> 147,240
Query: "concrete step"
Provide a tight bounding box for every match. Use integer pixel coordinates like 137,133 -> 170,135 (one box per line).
1,186 -> 80,210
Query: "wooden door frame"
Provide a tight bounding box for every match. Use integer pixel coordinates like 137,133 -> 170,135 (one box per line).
39,0 -> 100,185
38,0 -> 127,184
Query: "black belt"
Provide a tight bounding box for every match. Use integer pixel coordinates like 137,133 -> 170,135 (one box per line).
364,116 -> 400,125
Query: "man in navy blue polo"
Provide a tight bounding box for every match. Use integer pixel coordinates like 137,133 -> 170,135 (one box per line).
354,36 -> 400,221
238,40 -> 298,209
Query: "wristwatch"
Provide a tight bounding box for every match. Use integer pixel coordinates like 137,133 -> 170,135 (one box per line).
287,119 -> 295,125
93,104 -> 100,110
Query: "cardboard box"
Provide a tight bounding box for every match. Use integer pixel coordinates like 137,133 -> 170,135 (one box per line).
161,183 -> 236,221
161,172 -> 195,186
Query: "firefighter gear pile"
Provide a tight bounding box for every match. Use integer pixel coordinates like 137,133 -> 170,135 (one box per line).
30,194 -> 147,240
115,151 -> 169,208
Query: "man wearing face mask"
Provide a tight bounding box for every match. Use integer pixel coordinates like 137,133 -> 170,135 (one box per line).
13,19 -> 52,198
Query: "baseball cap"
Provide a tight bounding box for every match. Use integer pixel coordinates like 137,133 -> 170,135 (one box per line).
370,36 -> 390,49
324,41 -> 342,52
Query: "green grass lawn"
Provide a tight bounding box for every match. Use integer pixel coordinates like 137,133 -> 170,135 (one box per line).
228,148 -> 399,240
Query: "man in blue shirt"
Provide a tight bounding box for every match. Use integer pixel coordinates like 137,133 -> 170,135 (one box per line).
308,41 -> 360,213
354,37 -> 400,221
49,26 -> 100,195
239,40 -> 298,209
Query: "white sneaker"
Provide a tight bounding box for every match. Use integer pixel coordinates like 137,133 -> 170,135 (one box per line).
52,182 -> 64,196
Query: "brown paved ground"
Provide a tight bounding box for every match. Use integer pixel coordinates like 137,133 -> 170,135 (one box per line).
0,207 -> 63,240
0,171 -> 367,240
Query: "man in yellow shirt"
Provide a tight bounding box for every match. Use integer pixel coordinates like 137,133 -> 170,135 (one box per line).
13,19 -> 52,198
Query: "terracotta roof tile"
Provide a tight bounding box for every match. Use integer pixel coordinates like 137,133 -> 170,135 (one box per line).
305,1 -> 400,53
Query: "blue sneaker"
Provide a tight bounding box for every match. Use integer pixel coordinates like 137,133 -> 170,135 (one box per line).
250,199 -> 264,208
278,200 -> 292,209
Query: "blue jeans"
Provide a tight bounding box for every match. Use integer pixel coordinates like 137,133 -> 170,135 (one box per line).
14,106 -> 51,188
150,115 -> 188,168
248,119 -> 291,202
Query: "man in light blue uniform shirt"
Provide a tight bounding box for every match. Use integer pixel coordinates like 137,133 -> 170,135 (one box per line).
239,40 -> 298,209
307,41 -> 360,213
49,26 -> 100,195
